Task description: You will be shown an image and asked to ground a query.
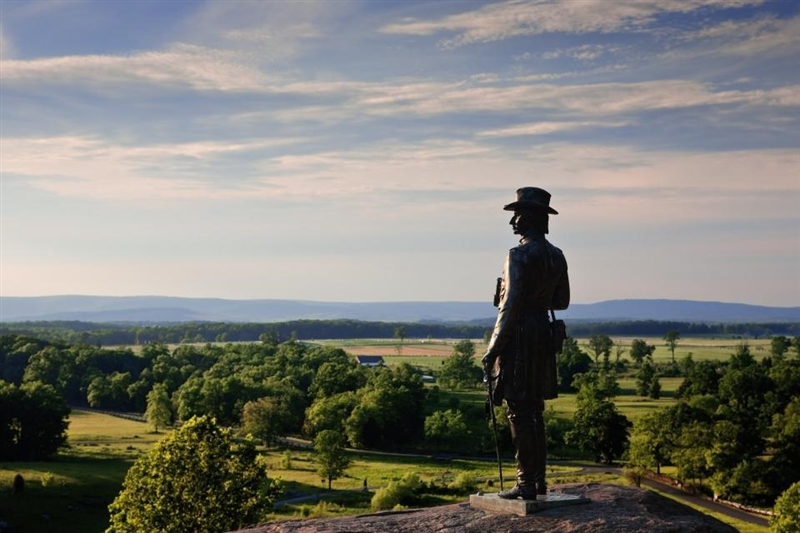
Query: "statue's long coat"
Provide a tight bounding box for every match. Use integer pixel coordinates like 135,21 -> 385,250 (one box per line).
486,234 -> 570,402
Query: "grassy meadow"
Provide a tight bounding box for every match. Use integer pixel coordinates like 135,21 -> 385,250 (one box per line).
0,411 -> 157,533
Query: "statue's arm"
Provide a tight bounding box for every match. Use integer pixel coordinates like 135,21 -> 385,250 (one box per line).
483,252 -> 521,364
552,267 -> 570,311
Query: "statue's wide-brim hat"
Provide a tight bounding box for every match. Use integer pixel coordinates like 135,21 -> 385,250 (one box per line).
503,187 -> 558,214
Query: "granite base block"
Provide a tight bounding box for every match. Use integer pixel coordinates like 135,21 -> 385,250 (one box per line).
469,491 -> 591,516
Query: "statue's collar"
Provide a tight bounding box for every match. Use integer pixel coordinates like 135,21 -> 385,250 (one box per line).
520,233 -> 546,245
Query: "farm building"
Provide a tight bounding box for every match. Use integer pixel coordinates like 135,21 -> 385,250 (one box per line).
355,355 -> 385,367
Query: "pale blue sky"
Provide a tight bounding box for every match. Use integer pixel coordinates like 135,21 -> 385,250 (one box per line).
1,0 -> 798,306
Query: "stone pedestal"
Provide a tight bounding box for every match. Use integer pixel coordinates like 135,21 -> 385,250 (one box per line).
469,491 -> 591,516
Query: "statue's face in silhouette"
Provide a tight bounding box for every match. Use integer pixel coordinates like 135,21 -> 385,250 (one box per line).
510,210 -> 533,235
510,208 -> 548,236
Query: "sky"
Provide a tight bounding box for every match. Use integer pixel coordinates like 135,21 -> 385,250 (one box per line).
0,0 -> 798,307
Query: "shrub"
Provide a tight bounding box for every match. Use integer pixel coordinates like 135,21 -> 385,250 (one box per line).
280,450 -> 293,470
371,473 -> 422,510
771,481 -> 800,533
448,472 -> 478,493
310,500 -> 341,518
40,472 -> 55,488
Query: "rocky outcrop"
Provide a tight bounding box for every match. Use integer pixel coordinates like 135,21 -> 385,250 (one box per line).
237,483 -> 738,533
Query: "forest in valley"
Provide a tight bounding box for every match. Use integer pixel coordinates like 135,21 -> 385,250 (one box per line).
1,318 -> 798,346
1,322 -> 799,531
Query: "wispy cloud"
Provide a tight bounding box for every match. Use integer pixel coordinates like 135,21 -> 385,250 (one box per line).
1,43 -> 272,91
3,136 -> 304,200
668,15 -> 800,58
477,121 -> 630,137
380,0 -> 765,48
176,0 -> 354,61
541,44 -> 624,62
5,40 -> 796,120
353,80 -> 800,117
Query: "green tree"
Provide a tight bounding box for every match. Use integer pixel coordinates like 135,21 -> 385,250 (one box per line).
438,340 -> 482,389
588,334 -> 614,367
107,416 -> 279,533
629,339 -> 655,367
663,330 -> 680,362
567,396 -> 631,464
710,458 -> 773,504
717,362 -> 772,454
771,336 -> 792,359
649,377 -> 661,399
314,429 -> 351,490
144,384 -> 172,433
303,391 -> 358,439
673,420 -> 713,485
241,396 -> 293,446
345,364 -> 425,448
313,429 -> 351,490
771,481 -> 800,533
424,409 -> 469,450
769,396 -> 800,492
308,361 -> 365,399
394,326 -> 406,354
0,380 -> 69,461
633,404 -> 706,475
567,371 -> 630,464
677,360 -> 721,398
573,370 -> 621,402
556,338 -> 592,392
635,360 -> 656,397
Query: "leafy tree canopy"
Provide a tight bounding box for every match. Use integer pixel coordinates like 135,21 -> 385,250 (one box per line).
0,380 -> 69,461
107,416 -> 280,533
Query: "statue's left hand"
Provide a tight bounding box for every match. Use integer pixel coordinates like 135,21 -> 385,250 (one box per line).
481,352 -> 494,379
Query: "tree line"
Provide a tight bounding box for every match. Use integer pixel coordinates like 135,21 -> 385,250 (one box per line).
2,319 -> 798,347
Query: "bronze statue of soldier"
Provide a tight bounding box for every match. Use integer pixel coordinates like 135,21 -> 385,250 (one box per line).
482,187 -> 570,500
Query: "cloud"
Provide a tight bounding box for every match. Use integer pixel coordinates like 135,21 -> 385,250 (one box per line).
380,0 -> 765,48
0,43 -> 273,91
6,121 -> 798,209
352,79 -> 800,117
541,44 -> 624,62
669,15 -> 800,58
5,37 -> 796,121
176,0 -> 355,61
477,121 -> 630,137
2,136 -> 304,201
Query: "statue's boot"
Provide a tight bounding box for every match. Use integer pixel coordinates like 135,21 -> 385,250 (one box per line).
497,483 -> 537,500
504,409 -> 538,499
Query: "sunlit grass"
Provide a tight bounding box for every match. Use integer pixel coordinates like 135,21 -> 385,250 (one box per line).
0,410 -> 163,533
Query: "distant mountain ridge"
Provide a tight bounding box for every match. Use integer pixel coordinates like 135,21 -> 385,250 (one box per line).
0,296 -> 797,324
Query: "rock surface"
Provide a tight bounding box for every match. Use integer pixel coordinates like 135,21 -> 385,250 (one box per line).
237,483 -> 738,533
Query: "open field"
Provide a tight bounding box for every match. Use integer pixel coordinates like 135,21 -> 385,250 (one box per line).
261,447 -> 581,495
0,411 -> 155,533
326,336 -> 771,361
117,335 -> 771,367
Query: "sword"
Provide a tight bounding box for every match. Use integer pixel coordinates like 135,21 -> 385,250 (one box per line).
485,368 -> 504,492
